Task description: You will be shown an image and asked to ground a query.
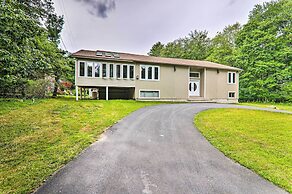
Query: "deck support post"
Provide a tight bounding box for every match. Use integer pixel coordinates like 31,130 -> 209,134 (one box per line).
76,86 -> 79,101
106,86 -> 109,100
204,68 -> 207,99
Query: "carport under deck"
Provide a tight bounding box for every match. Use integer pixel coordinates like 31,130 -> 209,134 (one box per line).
75,86 -> 135,100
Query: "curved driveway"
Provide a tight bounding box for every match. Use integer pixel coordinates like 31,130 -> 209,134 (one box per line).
36,103 -> 289,194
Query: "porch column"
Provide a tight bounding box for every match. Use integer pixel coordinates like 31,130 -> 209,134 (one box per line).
204,68 -> 207,99
76,85 -> 79,101
106,86 -> 109,100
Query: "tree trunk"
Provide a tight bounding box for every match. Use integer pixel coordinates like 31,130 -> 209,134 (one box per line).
52,76 -> 59,97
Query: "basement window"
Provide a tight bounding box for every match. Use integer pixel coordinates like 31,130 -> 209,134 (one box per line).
228,92 -> 235,98
140,90 -> 160,98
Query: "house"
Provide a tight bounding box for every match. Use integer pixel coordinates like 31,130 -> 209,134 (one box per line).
72,49 -> 241,103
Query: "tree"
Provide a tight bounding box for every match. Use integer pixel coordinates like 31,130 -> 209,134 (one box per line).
207,23 -> 241,66
149,30 -> 211,60
0,0 -> 73,98
0,3 -> 51,96
235,0 -> 292,102
148,42 -> 164,56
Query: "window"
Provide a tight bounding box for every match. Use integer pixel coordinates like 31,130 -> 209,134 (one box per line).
130,65 -> 134,79
154,67 -> 159,80
79,62 -> 85,76
141,66 -> 146,79
190,72 -> 200,78
228,72 -> 236,84
102,64 -> 107,78
228,92 -> 236,98
110,64 -> 114,78
87,62 -> 93,77
140,90 -> 160,98
94,63 -> 101,77
148,67 -> 152,79
116,65 -> 121,78
140,65 -> 160,81
123,65 -> 128,79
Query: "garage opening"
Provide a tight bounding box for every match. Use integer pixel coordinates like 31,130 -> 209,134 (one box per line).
98,87 -> 135,100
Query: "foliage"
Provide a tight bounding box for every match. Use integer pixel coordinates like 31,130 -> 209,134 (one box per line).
0,98 -> 164,193
195,108 -> 292,192
235,0 -> 292,102
0,0 -> 73,98
207,23 -> 241,66
149,30 -> 211,60
148,0 -> 291,102
148,41 -> 164,56
24,79 -> 50,98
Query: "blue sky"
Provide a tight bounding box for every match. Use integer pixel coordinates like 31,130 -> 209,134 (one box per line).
53,0 -> 268,54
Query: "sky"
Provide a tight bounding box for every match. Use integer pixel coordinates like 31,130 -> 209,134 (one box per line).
53,0 -> 268,55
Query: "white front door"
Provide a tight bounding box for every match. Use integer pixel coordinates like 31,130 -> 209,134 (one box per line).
189,80 -> 200,96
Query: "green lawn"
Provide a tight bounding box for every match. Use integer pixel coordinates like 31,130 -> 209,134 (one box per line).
194,109 -> 292,192
240,102 -> 292,112
0,98 -> 163,193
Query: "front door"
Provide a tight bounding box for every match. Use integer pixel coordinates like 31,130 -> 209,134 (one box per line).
189,80 -> 200,96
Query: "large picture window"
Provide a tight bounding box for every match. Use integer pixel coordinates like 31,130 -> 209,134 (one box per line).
94,63 -> 101,77
110,64 -> 114,78
123,65 -> 128,79
140,65 -> 160,81
79,62 -> 85,76
154,67 -> 159,80
102,64 -> 107,78
87,62 -> 93,77
228,72 -> 236,84
141,66 -> 146,79
130,65 -> 134,79
116,65 -> 121,78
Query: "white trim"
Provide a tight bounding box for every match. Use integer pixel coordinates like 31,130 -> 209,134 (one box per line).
140,64 -> 160,81
139,89 -> 160,99
227,72 -> 236,84
228,91 -> 236,99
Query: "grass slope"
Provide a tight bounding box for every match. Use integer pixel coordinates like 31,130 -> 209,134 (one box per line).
240,102 -> 292,112
194,109 -> 292,192
0,98 -> 162,193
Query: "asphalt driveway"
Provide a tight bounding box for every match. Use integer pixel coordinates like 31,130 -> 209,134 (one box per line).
35,103 -> 288,194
